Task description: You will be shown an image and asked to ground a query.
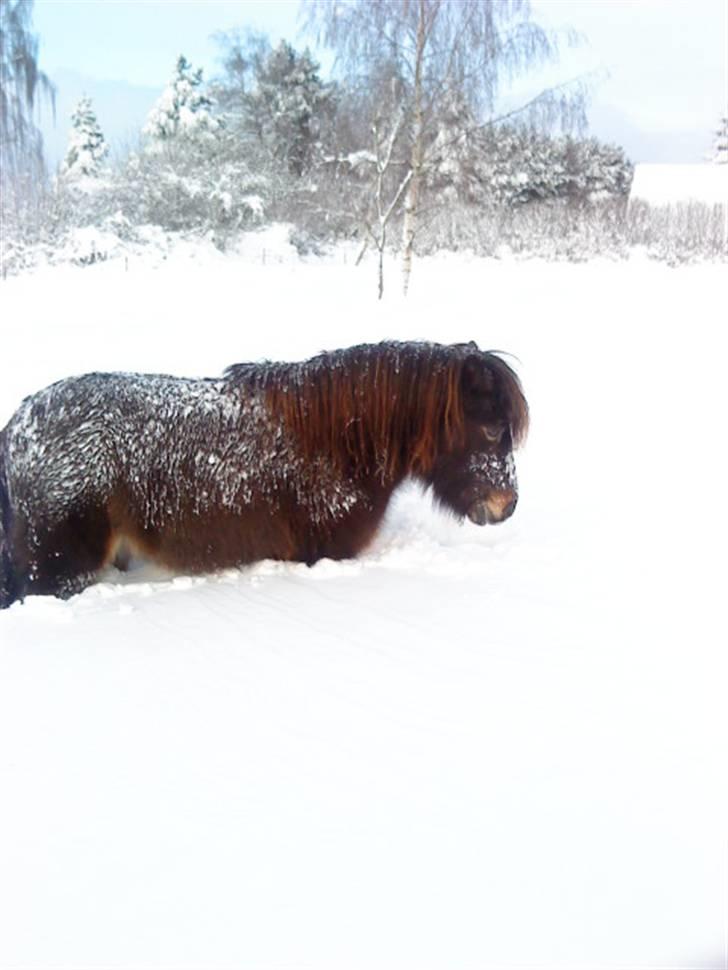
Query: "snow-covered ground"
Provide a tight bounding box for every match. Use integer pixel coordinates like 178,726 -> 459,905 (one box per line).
1,234 -> 726,969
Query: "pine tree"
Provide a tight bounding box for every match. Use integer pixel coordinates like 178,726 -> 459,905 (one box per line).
144,55 -> 222,150
61,95 -> 108,179
244,41 -> 335,176
428,123 -> 632,208
709,114 -> 728,164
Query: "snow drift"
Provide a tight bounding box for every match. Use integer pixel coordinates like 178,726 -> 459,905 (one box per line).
0,240 -> 726,969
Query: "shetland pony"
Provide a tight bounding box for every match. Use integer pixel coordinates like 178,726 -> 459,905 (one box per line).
0,341 -> 528,607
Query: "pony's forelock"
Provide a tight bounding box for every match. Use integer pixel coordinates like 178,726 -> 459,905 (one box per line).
482,351 -> 529,447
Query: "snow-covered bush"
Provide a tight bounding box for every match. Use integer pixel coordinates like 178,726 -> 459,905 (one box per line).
627,201 -> 727,264
418,197 -> 629,261
0,177 -> 125,275
114,136 -> 274,241
417,194 -> 727,264
428,125 -> 633,207
0,171 -> 49,277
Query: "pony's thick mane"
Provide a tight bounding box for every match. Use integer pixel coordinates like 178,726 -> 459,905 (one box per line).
225,341 -> 528,481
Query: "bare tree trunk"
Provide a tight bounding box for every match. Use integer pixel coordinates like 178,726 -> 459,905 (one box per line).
401,0 -> 429,296
360,104 -> 410,299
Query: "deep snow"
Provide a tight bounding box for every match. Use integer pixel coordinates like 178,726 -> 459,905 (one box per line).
1,234 -> 726,969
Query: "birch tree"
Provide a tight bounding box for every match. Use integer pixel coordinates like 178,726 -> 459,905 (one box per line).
355,99 -> 411,299
305,0 -> 586,294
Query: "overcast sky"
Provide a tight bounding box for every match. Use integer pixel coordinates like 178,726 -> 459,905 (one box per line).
33,0 -> 728,164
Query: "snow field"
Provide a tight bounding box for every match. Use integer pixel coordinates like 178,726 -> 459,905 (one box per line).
630,163 -> 728,206
1,237 -> 726,968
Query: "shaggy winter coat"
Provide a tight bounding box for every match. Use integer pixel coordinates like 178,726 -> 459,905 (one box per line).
0,341 -> 528,607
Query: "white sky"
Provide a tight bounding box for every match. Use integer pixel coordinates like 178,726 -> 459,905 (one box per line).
531,0 -> 727,131
34,0 -> 305,86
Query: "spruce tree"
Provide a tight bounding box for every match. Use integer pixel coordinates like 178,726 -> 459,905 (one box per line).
61,95 -> 108,178
144,55 -> 222,149
244,41 -> 335,176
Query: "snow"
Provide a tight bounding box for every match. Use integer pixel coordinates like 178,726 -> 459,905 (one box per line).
467,450 -> 517,490
630,163 -> 728,206
344,149 -> 378,169
55,224 -> 126,265
1,240 -> 727,968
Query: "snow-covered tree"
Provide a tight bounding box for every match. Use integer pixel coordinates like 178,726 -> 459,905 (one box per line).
144,55 -> 222,150
708,114 -> 728,164
428,90 -> 482,203
427,124 -> 632,208
306,0 -> 588,293
243,41 -> 335,175
61,95 -> 108,179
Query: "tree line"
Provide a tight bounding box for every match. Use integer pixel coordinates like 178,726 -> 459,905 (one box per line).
10,0 -> 700,286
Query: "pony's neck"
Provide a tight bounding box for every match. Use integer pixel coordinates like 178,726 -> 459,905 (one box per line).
227,342 -> 468,481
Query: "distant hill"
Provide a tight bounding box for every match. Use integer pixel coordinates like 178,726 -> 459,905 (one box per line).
586,102 -> 712,164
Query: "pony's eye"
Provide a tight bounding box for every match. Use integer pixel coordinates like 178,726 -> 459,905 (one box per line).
483,425 -> 503,443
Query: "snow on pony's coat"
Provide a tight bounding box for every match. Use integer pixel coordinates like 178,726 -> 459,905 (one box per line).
0,341 -> 528,607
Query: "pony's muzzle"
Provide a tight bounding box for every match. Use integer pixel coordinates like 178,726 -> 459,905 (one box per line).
467,489 -> 518,525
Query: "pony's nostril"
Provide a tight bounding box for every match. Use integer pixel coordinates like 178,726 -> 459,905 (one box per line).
503,497 -> 517,519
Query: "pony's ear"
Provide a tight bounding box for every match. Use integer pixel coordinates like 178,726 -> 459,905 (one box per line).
461,355 -> 495,399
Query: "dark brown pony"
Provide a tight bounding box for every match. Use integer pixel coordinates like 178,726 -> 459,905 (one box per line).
0,341 -> 528,607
